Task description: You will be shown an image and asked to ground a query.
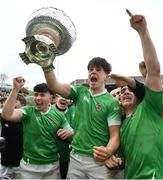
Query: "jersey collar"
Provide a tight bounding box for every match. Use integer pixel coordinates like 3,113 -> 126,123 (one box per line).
89,88 -> 108,97
40,104 -> 52,115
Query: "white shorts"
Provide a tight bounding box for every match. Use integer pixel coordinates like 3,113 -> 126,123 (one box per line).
20,159 -> 60,179
67,151 -> 113,179
0,165 -> 20,179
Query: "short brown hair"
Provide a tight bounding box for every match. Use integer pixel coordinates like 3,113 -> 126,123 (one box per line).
19,87 -> 29,96
87,57 -> 112,74
17,94 -> 27,106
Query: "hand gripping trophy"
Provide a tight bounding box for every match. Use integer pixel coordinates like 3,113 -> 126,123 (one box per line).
19,7 -> 76,72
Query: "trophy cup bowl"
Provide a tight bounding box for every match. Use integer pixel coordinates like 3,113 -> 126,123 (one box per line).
19,7 -> 76,69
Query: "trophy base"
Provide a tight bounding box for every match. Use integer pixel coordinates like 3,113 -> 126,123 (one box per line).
19,35 -> 58,67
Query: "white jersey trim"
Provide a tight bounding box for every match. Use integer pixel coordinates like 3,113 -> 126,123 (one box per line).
108,119 -> 121,127
89,89 -> 108,97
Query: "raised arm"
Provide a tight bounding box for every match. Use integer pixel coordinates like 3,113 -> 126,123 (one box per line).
44,70 -> 71,97
127,9 -> 162,91
110,73 -> 136,88
1,77 -> 24,122
110,73 -> 145,102
139,61 -> 147,79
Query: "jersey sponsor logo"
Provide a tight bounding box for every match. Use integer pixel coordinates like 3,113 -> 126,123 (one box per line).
83,96 -> 89,103
36,116 -> 41,121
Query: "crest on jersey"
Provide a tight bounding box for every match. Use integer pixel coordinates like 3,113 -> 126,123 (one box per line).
96,103 -> 102,111
51,119 -> 56,124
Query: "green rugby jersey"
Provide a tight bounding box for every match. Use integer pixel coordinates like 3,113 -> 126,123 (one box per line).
21,105 -> 70,164
120,86 -> 163,179
66,85 -> 121,157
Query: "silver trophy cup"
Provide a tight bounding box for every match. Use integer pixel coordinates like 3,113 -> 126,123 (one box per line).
19,7 -> 76,71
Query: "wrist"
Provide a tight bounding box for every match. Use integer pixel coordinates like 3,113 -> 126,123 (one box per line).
42,64 -> 55,73
106,147 -> 113,158
12,88 -> 20,94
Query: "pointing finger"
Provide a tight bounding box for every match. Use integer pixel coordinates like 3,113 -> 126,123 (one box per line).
126,9 -> 133,17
